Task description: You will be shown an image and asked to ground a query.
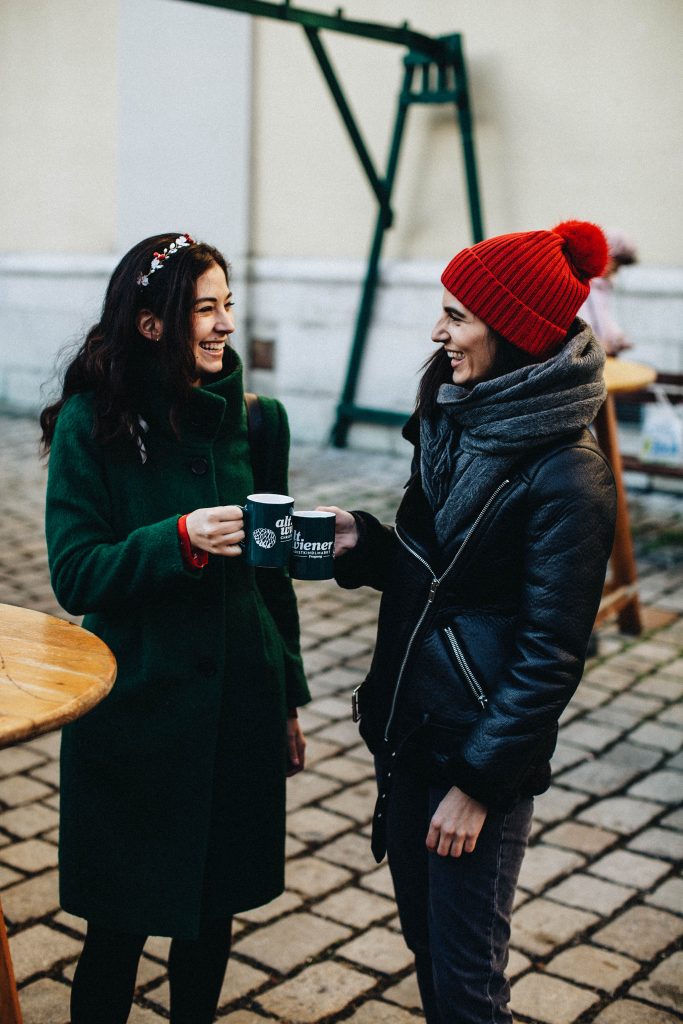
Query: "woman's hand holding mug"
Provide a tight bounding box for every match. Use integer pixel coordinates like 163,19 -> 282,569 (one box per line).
316,506 -> 359,556
185,505 -> 245,557
187,502 -> 355,560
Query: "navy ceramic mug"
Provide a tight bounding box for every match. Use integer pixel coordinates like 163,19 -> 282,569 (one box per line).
289,510 -> 336,580
242,493 -> 294,567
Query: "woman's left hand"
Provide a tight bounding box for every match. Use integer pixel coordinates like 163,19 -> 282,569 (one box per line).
426,786 -> 487,857
286,718 -> 306,777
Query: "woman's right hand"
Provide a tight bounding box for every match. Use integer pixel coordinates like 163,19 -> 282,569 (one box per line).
316,506 -> 359,556
185,505 -> 245,557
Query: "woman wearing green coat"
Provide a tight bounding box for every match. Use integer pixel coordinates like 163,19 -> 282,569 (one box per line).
41,233 -> 310,1024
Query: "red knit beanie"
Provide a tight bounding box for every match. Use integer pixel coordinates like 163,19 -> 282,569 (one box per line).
440,220 -> 609,356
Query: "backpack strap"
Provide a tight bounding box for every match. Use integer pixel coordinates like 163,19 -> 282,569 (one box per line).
245,392 -> 266,491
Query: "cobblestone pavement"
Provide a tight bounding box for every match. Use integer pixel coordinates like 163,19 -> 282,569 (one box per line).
0,414 -> 682,1024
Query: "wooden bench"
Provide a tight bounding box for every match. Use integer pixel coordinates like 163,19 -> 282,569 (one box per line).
594,359 -> 657,634
613,371 -> 683,479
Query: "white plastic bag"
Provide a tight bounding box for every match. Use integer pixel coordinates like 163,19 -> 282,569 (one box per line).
640,388 -> 683,465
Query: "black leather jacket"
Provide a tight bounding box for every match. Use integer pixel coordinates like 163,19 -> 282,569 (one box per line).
335,424 -> 616,856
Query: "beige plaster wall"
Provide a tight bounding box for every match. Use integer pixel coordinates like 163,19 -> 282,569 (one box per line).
250,0 -> 683,265
2,1 -> 680,264
0,0 -> 117,252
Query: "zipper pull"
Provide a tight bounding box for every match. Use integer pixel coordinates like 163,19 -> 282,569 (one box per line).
478,694 -> 489,709
428,579 -> 439,603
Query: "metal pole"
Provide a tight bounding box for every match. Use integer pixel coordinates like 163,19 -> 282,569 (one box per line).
451,36 -> 484,242
180,0 -> 447,59
331,62 -> 414,447
172,2 -> 486,442
304,27 -> 390,219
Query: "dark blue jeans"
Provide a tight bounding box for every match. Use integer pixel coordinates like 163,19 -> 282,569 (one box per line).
384,765 -> 533,1024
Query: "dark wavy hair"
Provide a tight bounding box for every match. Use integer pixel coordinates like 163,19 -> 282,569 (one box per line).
40,233 -> 230,454
415,326 -> 542,422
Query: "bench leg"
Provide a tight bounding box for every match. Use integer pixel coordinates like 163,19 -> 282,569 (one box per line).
0,901 -> 23,1024
594,394 -> 642,635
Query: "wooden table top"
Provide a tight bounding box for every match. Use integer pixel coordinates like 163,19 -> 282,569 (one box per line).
0,603 -> 116,749
603,357 -> 657,395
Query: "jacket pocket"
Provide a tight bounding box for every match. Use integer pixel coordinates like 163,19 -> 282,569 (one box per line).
420,720 -> 468,785
440,626 -> 488,711
402,626 -> 481,731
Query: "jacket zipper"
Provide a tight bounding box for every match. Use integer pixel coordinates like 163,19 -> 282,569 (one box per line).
384,478 -> 509,742
443,626 -> 488,709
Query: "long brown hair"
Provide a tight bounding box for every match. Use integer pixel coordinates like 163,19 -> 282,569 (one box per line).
40,234 -> 229,454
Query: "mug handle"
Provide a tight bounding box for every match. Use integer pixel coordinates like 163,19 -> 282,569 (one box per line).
239,504 -> 249,550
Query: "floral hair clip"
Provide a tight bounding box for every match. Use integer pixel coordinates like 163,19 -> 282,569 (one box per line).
136,233 -> 195,287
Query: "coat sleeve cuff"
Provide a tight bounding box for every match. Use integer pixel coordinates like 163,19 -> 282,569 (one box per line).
177,515 -> 209,569
334,512 -> 389,590
443,752 -> 518,812
286,669 -> 311,709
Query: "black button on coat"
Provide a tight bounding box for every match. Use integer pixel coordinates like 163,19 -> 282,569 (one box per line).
190,456 -> 209,476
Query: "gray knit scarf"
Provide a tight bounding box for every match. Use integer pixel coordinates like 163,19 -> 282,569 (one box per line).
420,323 -> 607,547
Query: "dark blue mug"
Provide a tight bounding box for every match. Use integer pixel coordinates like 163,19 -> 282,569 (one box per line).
242,493 -> 294,567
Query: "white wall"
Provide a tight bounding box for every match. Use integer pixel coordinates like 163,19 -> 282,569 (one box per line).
117,0 -> 251,260
2,0 -> 683,452
247,258 -> 430,453
251,0 -> 683,266
0,0 -> 118,252
245,0 -> 683,449
0,255 -> 114,411
0,0 -> 252,412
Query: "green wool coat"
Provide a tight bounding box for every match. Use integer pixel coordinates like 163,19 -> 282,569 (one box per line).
45,350 -> 310,939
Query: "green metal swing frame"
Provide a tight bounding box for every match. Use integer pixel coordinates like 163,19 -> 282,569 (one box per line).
182,0 -> 485,446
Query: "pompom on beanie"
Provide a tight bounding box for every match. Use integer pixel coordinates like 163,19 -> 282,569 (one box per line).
440,220 -> 609,357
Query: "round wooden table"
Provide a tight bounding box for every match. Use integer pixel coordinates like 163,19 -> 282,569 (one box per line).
594,358 -> 657,634
603,356 -> 657,397
0,603 -> 116,1024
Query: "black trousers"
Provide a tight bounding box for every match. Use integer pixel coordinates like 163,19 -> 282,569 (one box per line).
70,915 -> 233,1024
385,765 -> 532,1024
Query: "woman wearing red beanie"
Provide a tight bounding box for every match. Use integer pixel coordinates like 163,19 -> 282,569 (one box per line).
323,222 -> 617,1023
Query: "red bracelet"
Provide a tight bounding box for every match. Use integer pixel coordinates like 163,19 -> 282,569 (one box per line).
177,515 -> 209,569
287,707 -> 298,719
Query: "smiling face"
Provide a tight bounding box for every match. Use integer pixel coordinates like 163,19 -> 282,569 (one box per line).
431,288 -> 497,387
191,262 -> 235,380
